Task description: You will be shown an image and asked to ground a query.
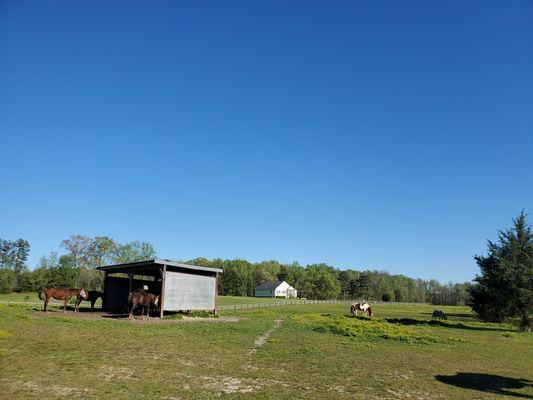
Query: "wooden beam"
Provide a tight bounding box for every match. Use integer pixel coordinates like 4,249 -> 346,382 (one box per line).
160,264 -> 167,319
214,272 -> 219,316
102,271 -> 109,309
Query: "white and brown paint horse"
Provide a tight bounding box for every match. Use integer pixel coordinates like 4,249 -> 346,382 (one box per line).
38,288 -> 89,313
350,302 -> 373,317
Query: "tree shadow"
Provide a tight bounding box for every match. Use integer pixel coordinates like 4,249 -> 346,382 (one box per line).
384,317 -> 514,332
436,373 -> 533,398
422,312 -> 478,319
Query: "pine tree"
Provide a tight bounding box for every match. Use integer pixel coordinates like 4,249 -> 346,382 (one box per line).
469,211 -> 533,330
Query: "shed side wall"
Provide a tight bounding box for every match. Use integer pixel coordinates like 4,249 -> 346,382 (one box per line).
164,271 -> 216,310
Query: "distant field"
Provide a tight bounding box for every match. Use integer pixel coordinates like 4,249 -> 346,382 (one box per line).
1,301 -> 531,399
218,295 -> 305,306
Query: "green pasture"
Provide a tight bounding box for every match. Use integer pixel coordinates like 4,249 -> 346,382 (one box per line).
0,301 -> 531,399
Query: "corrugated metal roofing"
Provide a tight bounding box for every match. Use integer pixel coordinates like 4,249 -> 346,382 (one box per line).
254,280 -> 284,291
96,259 -> 223,273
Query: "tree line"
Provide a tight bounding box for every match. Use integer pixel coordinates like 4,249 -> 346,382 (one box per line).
0,235 -> 155,293
187,257 -> 471,305
1,234 -> 471,305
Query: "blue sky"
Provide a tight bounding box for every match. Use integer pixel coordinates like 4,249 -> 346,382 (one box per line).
1,1 -> 532,283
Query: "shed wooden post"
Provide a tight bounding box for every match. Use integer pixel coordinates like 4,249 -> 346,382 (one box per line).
214,272 -> 219,316
102,271 -> 109,309
160,264 -> 167,319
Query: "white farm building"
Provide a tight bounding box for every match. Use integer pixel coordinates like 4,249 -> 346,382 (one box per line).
254,280 -> 297,298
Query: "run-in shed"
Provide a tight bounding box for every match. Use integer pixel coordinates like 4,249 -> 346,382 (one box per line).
97,259 -> 222,318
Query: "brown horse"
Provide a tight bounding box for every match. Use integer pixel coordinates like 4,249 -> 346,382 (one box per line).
128,289 -> 159,320
38,288 -> 88,313
75,290 -> 103,310
350,302 -> 373,317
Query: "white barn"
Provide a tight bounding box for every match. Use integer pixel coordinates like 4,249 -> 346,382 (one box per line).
254,280 -> 297,298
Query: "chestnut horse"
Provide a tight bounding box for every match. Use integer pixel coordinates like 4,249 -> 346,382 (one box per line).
75,290 -> 103,310
350,302 -> 373,317
38,288 -> 88,313
128,289 -> 159,320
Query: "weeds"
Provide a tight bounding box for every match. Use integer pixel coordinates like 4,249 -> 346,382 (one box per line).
293,314 -> 466,344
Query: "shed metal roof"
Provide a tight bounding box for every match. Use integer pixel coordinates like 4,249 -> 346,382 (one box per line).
96,259 -> 223,274
254,280 -> 284,291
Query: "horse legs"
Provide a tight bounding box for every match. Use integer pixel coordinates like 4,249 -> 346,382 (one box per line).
75,296 -> 82,312
44,295 -> 50,312
141,306 -> 145,321
63,297 -> 68,313
91,299 -> 96,310
129,303 -> 135,320
146,304 -> 151,320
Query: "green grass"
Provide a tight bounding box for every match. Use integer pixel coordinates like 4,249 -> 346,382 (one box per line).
0,301 -> 532,399
217,295 -> 306,305
0,292 -> 42,302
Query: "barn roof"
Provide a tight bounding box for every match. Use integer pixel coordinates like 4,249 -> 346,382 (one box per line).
255,280 -> 284,291
96,259 -> 223,275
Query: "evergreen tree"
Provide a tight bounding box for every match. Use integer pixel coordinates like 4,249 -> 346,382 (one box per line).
469,211 -> 533,330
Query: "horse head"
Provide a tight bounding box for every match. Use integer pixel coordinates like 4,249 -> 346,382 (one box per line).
154,295 -> 160,307
79,289 -> 89,300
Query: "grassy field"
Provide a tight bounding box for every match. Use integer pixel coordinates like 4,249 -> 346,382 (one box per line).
0,302 -> 532,399
0,292 -> 299,307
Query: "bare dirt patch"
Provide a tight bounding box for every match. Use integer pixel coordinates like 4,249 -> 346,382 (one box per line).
98,365 -> 138,381
175,372 -> 289,396
32,310 -> 240,323
14,381 -> 91,397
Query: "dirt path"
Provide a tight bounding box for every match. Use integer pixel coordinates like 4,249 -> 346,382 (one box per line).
248,318 -> 284,354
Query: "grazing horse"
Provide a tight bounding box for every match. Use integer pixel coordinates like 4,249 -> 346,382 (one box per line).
38,288 -> 88,313
351,302 -> 373,317
75,290 -> 103,310
128,289 -> 159,320
432,310 -> 447,320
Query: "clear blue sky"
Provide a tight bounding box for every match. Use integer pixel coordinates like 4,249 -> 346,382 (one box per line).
1,1 -> 532,283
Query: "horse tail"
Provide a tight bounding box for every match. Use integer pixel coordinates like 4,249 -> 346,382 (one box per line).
38,288 -> 44,301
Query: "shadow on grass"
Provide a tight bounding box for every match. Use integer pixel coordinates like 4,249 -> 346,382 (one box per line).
33,305 -> 103,313
384,317 -> 514,332
436,373 -> 533,398
422,312 -> 478,319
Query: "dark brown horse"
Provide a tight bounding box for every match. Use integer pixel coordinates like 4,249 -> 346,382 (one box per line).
38,288 -> 88,313
128,289 -> 159,320
75,290 -> 103,310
